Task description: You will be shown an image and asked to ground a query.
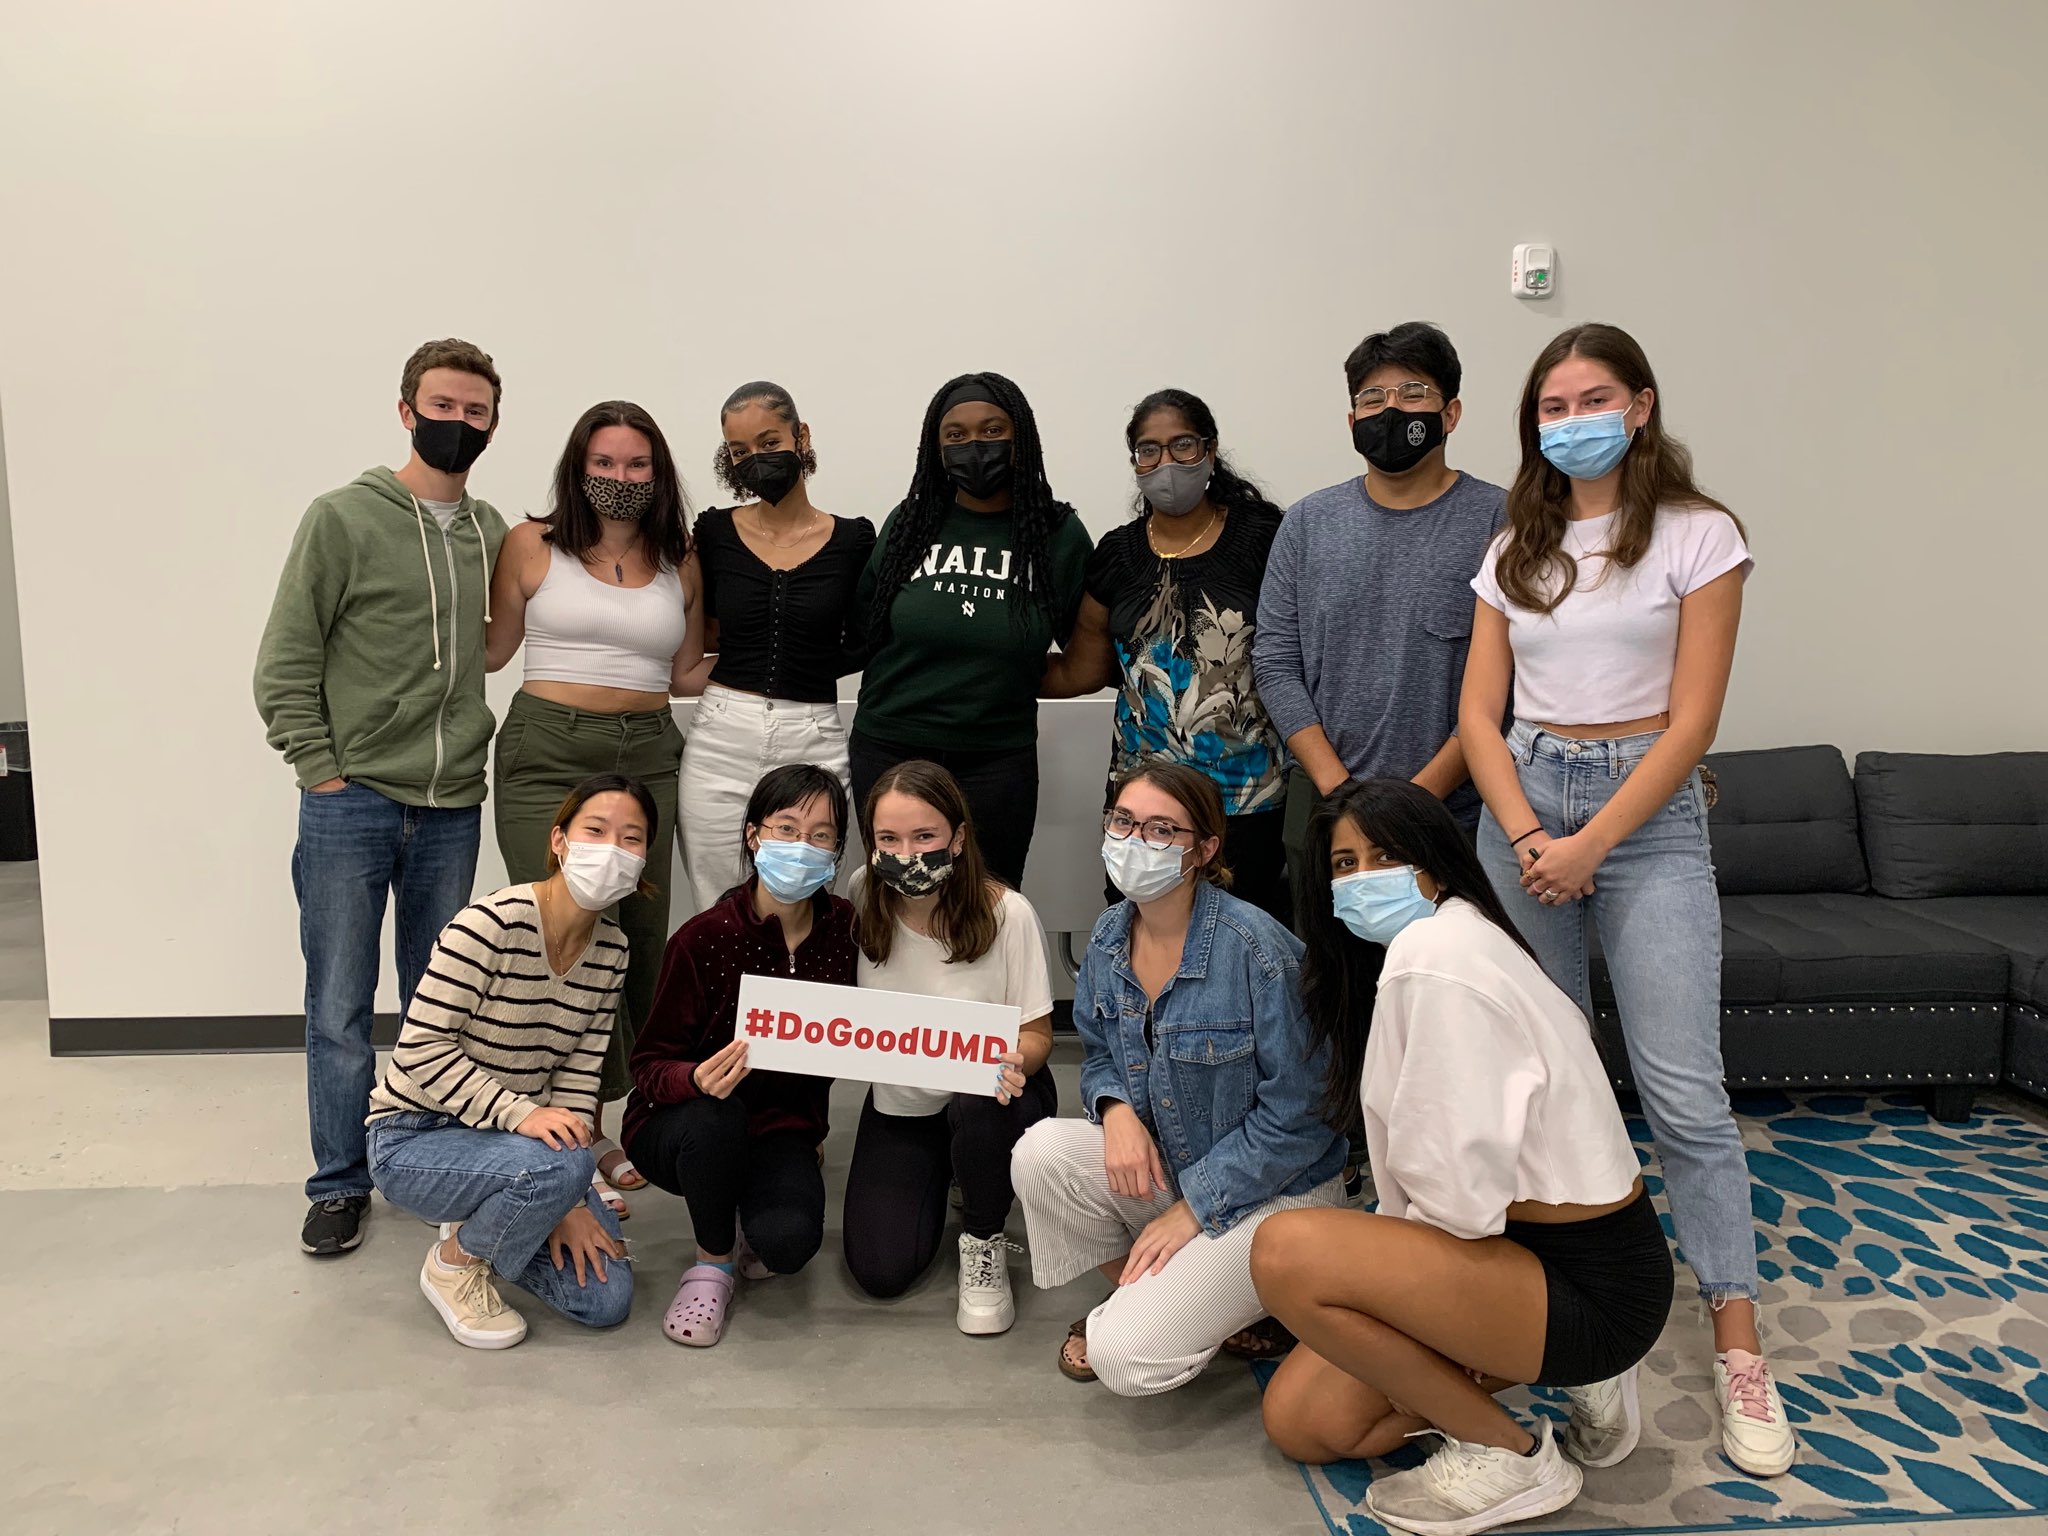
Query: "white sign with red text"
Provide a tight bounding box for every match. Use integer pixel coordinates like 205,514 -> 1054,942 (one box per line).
736,975 -> 1017,1098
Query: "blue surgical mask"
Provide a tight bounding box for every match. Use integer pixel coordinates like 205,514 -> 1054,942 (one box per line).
1330,866 -> 1437,944
753,838 -> 837,903
1101,835 -> 1188,904
1538,408 -> 1633,480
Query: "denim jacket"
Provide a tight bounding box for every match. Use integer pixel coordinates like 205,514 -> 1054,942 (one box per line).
1076,880 -> 1344,1236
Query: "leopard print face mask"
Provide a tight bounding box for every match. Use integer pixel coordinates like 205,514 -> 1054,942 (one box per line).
583,474 -> 656,522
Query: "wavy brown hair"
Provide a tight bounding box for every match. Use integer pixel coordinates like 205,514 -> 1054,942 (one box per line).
538,400 -> 692,571
855,760 -> 1001,967
1109,760 -> 1233,890
1495,323 -> 1739,615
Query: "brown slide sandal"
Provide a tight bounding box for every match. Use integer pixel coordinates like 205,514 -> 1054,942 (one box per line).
1059,1317 -> 1096,1382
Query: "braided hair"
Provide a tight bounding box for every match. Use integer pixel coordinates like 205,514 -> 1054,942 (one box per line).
1124,388 -> 1282,655
864,371 -> 1070,642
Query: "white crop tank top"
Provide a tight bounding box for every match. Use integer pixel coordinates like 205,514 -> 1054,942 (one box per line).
522,547 -> 688,694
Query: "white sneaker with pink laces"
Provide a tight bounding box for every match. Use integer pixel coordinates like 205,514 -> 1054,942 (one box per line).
1715,1349 -> 1796,1476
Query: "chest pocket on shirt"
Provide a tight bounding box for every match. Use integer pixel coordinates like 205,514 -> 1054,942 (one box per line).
1162,1023 -> 1258,1137
1421,593 -> 1475,643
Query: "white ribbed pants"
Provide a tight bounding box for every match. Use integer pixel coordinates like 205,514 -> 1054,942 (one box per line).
1011,1117 -> 1344,1398
677,685 -> 851,917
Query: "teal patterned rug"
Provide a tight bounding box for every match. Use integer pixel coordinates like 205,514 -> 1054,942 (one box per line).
1261,1092 -> 2048,1533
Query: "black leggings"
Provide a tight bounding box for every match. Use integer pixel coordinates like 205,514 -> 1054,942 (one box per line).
849,729 -> 1039,890
841,1069 -> 1057,1297
625,1096 -> 826,1275
1507,1191 -> 1675,1387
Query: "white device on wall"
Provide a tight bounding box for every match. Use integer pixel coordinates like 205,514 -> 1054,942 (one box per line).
1511,243 -> 1555,298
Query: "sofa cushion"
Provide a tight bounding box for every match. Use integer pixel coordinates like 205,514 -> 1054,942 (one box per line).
1909,895 -> 2048,1011
1587,895 -> 2011,1008
1704,745 -> 1868,895
1855,751 -> 2048,898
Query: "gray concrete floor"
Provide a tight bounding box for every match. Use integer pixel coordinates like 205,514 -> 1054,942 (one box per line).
0,860 -> 2037,1535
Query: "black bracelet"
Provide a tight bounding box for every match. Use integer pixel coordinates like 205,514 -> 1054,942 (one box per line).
1510,827 -> 1543,848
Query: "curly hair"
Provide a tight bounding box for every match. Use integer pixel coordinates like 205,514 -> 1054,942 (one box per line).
713,380 -> 819,500
862,371 -> 1071,643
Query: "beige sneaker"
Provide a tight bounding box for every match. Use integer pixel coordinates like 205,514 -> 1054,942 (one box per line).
419,1243 -> 527,1350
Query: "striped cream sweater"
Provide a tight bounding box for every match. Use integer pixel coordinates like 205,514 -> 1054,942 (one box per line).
366,885 -> 626,1132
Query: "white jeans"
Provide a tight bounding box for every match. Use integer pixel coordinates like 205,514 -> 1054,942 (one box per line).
677,685 -> 852,917
1011,1117 -> 1344,1398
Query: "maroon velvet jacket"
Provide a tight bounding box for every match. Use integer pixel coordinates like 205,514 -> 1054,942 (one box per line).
623,883 -> 858,1149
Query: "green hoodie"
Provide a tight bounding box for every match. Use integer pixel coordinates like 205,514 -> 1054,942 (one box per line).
255,466 -> 508,808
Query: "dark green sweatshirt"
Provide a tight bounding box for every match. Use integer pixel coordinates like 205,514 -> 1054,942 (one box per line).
254,466 -> 508,808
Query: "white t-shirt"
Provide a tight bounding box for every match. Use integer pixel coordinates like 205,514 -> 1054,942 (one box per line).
420,496 -> 464,532
1361,899 -> 1641,1240
858,886 -> 1053,1117
1471,504 -> 1751,724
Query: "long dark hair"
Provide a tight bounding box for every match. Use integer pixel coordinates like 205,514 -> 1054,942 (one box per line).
1496,324 -> 1738,615
540,400 -> 692,570
543,772 -> 661,899
862,371 -> 1070,642
1123,387 -> 1283,654
1300,779 -> 1534,1130
855,760 -> 1001,967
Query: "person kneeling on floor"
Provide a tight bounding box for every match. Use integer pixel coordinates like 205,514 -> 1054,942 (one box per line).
364,774 -> 651,1348
1254,779 -> 1676,1536
1011,762 -> 1346,1396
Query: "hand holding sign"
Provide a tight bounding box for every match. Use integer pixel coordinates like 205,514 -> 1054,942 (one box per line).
692,1038 -> 751,1099
738,975 -> 1019,1098
994,1051 -> 1026,1105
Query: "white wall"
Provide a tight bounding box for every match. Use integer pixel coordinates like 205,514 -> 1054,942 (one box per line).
2,1 -> 2044,1025
0,406 -> 27,724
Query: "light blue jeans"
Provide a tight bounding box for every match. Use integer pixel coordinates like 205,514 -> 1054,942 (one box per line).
367,1112 -> 634,1327
1477,722 -> 1760,1303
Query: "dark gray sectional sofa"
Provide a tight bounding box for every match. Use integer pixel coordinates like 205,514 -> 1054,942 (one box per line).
1588,746 -> 2047,1121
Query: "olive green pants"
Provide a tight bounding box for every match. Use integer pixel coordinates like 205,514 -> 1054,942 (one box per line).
492,690 -> 684,1103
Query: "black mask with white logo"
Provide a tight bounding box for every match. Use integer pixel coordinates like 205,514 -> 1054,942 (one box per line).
1351,407 -> 1444,474
410,410 -> 491,475
941,441 -> 1014,500
732,450 -> 806,506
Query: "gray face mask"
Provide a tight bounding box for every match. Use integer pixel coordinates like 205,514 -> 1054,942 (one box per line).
1137,457 -> 1213,518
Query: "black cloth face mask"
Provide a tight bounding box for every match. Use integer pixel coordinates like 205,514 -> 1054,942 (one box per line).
411,410 -> 491,475
941,440 -> 1014,500
871,848 -> 955,897
1351,407 -> 1444,474
733,450 -> 805,506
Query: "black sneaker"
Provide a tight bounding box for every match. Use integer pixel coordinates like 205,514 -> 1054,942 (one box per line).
301,1195 -> 370,1256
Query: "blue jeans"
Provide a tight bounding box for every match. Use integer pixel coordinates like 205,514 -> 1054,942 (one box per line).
367,1112 -> 634,1328
294,783 -> 481,1201
1477,722 -> 1760,1303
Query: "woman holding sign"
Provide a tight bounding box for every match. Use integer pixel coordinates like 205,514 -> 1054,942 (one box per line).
1010,761 -> 1345,1396
623,764 -> 857,1348
843,760 -> 1058,1334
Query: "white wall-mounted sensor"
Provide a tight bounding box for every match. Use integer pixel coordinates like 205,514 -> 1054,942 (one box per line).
1511,243 -> 1555,299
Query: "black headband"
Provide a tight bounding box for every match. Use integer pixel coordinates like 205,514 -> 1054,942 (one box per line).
939,378 -> 1001,415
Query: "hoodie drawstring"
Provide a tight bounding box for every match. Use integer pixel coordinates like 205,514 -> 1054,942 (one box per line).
469,506 -> 492,625
411,495 -> 444,673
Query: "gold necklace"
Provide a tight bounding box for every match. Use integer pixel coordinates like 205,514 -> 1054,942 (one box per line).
1146,504 -> 1221,560
742,507 -> 824,549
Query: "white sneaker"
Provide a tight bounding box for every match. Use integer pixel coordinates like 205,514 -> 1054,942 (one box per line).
418,1244 -> 527,1350
1562,1366 -> 1641,1467
1716,1350 -> 1796,1476
1364,1418 -> 1583,1536
956,1232 -> 1016,1335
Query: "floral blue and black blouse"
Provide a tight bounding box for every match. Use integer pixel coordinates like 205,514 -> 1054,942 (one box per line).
1083,504 -> 1290,817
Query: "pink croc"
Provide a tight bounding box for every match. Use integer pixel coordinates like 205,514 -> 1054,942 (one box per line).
664,1264 -> 734,1347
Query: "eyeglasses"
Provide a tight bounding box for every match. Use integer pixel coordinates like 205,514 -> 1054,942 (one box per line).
1351,381 -> 1442,414
1131,434 -> 1213,470
759,821 -> 841,853
1103,809 -> 1196,849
